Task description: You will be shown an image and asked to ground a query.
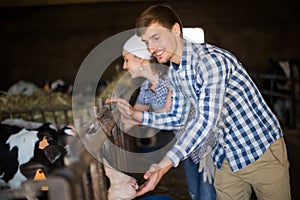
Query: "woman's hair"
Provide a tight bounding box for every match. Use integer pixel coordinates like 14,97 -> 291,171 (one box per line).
135,4 -> 183,36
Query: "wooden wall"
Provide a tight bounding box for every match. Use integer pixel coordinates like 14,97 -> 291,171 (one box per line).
0,0 -> 299,90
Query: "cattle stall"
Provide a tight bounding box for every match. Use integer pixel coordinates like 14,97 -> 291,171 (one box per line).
0,97 -> 133,200
0,106 -> 73,126
250,59 -> 300,130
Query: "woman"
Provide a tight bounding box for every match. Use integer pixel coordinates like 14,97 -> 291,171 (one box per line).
121,34 -> 171,132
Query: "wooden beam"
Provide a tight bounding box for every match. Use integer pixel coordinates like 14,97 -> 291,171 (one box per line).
0,0 -> 158,8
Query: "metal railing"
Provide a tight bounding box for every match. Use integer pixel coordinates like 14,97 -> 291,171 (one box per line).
250,73 -> 300,129
0,106 -> 73,125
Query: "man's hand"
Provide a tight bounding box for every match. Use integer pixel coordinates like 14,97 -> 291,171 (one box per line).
136,157 -> 173,197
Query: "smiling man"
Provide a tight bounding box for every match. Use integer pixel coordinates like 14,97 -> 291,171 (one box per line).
107,4 -> 290,200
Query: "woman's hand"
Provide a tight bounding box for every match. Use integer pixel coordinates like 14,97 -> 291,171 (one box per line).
106,97 -> 143,122
120,114 -> 139,132
106,97 -> 134,118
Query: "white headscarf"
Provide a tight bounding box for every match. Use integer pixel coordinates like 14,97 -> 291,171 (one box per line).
123,34 -> 152,60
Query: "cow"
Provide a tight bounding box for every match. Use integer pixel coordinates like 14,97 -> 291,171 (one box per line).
271,59 -> 300,127
0,122 -> 68,189
49,79 -> 73,94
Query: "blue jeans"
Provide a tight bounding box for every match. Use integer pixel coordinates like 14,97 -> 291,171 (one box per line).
183,157 -> 216,200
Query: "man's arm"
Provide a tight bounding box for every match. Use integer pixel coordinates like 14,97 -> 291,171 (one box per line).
106,86 -> 190,130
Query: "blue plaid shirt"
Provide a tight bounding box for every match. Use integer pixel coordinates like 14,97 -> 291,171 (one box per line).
136,76 -> 169,111
141,40 -> 283,172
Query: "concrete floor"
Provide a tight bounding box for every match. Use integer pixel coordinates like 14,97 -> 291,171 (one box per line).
285,130 -> 300,200
136,129 -> 300,200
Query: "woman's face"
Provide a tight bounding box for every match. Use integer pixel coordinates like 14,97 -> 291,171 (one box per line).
122,50 -> 144,78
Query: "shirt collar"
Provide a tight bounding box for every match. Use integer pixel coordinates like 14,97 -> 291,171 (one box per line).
171,62 -> 180,70
171,39 -> 191,71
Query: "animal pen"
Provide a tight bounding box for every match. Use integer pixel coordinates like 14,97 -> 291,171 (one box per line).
251,72 -> 300,130
0,66 -> 299,199
0,97 -> 131,200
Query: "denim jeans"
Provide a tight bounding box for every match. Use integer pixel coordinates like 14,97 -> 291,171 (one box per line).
183,157 -> 216,200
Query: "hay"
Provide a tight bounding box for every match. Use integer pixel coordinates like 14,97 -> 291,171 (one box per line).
0,71 -> 132,125
0,90 -> 71,109
0,90 -> 73,125
98,71 -> 128,99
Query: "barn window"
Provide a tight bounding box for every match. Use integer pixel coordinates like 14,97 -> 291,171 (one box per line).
183,27 -> 205,43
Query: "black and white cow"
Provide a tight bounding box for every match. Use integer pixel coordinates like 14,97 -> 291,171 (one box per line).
0,122 -> 70,189
271,59 -> 300,127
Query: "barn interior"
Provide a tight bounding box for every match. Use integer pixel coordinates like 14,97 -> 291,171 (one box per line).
0,0 -> 299,199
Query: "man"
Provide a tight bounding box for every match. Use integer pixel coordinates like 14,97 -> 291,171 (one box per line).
121,34 -> 216,200
107,4 -> 290,200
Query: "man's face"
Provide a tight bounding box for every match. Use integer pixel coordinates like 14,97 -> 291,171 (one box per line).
140,22 -> 178,64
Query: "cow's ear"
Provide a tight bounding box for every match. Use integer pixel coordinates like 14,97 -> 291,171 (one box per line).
20,161 -> 48,179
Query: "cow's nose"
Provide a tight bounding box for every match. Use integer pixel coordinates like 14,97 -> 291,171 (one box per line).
44,145 -> 65,164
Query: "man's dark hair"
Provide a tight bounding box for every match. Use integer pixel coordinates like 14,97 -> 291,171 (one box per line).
135,4 -> 183,36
